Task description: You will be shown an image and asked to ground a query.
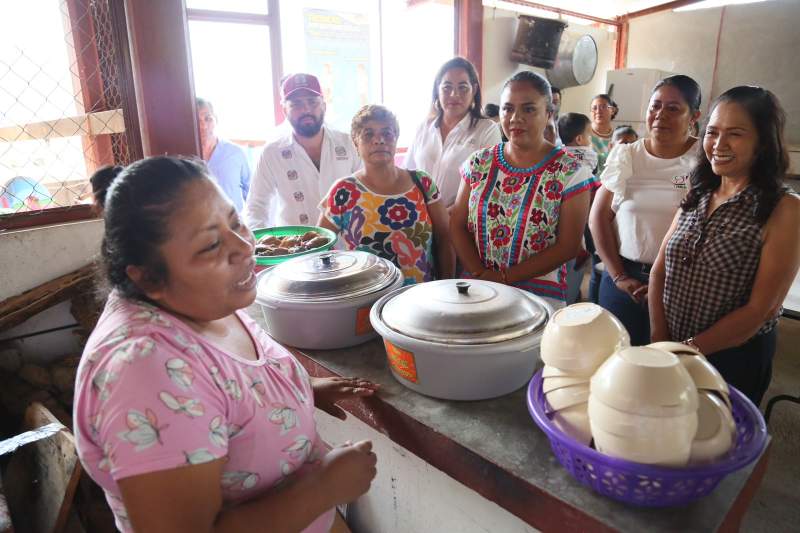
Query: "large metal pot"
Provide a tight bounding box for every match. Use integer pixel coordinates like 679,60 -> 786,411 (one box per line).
546,33 -> 598,89
370,280 -> 553,400
256,250 -> 404,350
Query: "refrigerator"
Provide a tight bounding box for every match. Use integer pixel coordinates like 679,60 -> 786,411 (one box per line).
606,68 -> 676,137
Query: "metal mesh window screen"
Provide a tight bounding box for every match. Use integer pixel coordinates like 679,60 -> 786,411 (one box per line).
0,0 -> 135,217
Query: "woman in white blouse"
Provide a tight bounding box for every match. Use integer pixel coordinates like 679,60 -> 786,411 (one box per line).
404,57 -> 502,207
588,75 -> 701,345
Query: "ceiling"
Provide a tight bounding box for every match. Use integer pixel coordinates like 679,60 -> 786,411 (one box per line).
482,0 -> 677,20
483,0 -> 773,20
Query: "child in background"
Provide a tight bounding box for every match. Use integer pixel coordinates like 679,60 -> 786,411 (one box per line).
558,112 -> 598,171
558,112 -> 599,304
610,125 -> 639,149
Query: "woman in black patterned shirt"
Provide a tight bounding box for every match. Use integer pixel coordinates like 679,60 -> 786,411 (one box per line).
649,86 -> 800,406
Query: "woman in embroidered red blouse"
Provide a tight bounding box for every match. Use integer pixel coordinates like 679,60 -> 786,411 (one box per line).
449,71 -> 596,306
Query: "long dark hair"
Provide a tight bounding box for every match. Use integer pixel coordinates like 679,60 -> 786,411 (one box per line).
681,86 -> 789,224
430,57 -> 484,129
97,156 -> 210,300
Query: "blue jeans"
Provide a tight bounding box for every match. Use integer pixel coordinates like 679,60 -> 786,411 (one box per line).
565,259 -> 582,305
707,329 -> 776,407
589,254 -> 601,304
598,267 -> 651,346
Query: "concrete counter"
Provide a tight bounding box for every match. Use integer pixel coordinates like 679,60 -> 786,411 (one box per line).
248,306 -> 769,532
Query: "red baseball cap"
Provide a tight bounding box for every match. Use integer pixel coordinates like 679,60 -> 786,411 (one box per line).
281,73 -> 322,100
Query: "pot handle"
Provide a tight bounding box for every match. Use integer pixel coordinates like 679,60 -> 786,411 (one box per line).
456,281 -> 470,295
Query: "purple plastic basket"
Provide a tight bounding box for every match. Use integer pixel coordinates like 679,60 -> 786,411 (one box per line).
527,370 -> 767,507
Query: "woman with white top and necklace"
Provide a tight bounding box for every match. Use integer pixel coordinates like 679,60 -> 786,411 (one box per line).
589,94 -> 619,175
404,57 -> 501,208
589,75 -> 701,345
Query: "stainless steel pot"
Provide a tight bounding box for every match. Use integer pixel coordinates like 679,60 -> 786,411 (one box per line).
546,33 -> 598,89
370,280 -> 553,400
256,250 -> 404,350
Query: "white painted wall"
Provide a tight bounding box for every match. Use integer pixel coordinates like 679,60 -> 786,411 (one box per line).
314,409 -> 539,533
0,219 -> 103,300
625,0 -> 800,144
0,220 -> 103,360
481,7 -> 617,118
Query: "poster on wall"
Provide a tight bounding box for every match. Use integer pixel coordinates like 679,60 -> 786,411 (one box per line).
303,9 -> 372,133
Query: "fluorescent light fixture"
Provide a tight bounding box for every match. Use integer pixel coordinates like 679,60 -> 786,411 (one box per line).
675,0 -> 770,12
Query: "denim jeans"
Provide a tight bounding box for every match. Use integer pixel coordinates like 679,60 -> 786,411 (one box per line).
565,259 -> 582,305
588,254 -> 602,304
598,266 -> 651,346
707,329 -> 776,408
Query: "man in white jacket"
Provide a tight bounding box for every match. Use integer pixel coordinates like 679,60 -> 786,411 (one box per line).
245,73 -> 361,228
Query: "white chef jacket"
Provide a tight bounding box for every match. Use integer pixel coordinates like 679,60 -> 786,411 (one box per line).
404,114 -> 502,207
600,139 -> 695,264
244,124 -> 361,228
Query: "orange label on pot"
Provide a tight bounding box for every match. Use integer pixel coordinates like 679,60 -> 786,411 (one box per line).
355,306 -> 373,336
385,340 -> 418,383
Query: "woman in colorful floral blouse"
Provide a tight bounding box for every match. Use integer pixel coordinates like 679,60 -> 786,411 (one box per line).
319,105 -> 454,284
450,71 -> 596,307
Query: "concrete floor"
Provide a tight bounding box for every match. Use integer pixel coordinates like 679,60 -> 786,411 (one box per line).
741,316 -> 800,532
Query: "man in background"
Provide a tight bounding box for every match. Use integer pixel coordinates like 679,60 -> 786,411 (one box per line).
245,73 -> 361,228
197,98 -> 251,212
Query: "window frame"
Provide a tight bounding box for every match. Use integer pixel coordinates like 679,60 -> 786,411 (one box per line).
2,0 -> 472,231
0,0 -> 142,231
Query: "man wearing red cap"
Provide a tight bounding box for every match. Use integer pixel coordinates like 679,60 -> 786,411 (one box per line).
245,73 -> 361,228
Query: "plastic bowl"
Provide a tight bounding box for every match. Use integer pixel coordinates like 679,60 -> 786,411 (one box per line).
590,346 -> 698,417
587,394 -> 698,439
527,370 -> 767,507
252,225 -> 337,266
680,354 -> 731,405
690,392 -> 735,464
543,375 -> 591,393
540,303 -> 629,374
544,383 -> 590,412
552,402 -> 592,445
648,341 -> 703,357
591,424 -> 694,467
648,342 -> 731,410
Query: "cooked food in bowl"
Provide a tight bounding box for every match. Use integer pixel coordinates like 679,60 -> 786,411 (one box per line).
255,231 -> 330,257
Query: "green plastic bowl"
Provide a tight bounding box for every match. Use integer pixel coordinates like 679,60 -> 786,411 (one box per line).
252,225 -> 338,266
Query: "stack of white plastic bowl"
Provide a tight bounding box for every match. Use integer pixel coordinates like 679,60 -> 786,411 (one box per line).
539,303 -> 630,444
589,346 -> 699,467
649,342 -> 735,464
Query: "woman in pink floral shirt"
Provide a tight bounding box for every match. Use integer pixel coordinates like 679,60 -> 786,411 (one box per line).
450,72 -> 596,306
74,157 -> 377,532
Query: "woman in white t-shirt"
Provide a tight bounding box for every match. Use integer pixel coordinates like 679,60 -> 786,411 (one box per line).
588,75 -> 701,345
404,57 -> 502,207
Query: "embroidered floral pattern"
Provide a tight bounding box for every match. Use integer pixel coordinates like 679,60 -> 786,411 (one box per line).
461,143 -> 595,301
324,173 -> 440,284
329,180 -> 361,215
378,197 -> 418,230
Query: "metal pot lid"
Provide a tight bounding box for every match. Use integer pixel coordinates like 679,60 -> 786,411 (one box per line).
257,250 -> 401,302
379,280 -> 548,345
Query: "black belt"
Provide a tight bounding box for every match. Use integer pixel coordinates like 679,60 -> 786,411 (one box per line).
621,257 -> 652,276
